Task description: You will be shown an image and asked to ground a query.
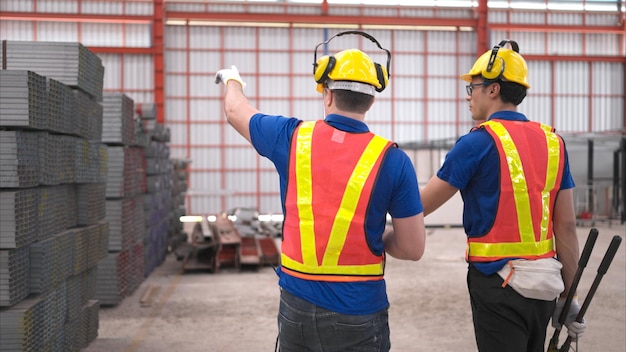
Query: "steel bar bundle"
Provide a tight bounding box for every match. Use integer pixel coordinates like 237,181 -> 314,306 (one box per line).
0,188 -> 39,249
1,40 -> 104,101
95,250 -> 130,306
101,93 -> 135,146
0,246 -> 30,307
0,130 -> 40,188
37,185 -> 68,242
0,70 -> 48,130
75,183 -> 106,226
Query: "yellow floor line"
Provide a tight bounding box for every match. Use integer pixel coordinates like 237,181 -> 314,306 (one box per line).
124,273 -> 183,352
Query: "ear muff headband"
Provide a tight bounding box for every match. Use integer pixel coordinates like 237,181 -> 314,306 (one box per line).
312,30 -> 391,91
484,39 -> 520,81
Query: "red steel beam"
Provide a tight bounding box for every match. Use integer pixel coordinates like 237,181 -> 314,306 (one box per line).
153,0 -> 165,124
88,46 -> 154,54
476,0 -> 489,51
166,11 -> 477,28
0,11 -> 152,24
524,54 -> 626,63
490,23 -> 625,34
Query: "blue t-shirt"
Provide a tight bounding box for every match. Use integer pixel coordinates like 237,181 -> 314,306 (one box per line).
249,113 -> 423,315
436,111 -> 575,275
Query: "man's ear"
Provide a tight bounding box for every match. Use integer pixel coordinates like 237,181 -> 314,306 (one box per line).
324,88 -> 333,107
489,82 -> 501,96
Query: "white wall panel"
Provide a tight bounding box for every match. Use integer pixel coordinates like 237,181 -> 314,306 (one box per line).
37,22 -> 78,42
0,0 -> 33,11
37,0 -> 77,13
189,51 -> 220,73
586,33 -> 623,56
224,148 -> 258,170
518,96 -> 553,126
166,97 -> 186,120
292,100 -> 325,120
190,147 -> 221,171
123,55 -> 153,90
189,124 -> 222,147
394,76 -> 424,100
190,100 -> 223,121
99,54 -> 122,89
592,97 -> 624,131
225,172 -> 256,193
0,20 -> 34,40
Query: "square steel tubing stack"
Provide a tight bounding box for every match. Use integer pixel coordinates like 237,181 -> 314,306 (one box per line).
37,186 -> 68,242
1,40 -> 104,101
0,130 -> 40,188
0,246 -> 30,307
105,198 -> 135,251
74,140 -> 108,184
76,183 -> 106,226
0,295 -> 46,352
0,188 -> 39,249
105,146 -> 125,198
0,70 -> 48,130
47,77 -> 77,135
102,93 -> 135,146
37,132 -> 61,186
95,250 -> 129,306
74,89 -> 103,141
29,231 -> 75,295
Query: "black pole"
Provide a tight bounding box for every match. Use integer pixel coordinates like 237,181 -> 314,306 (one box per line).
614,148 -> 619,220
547,228 -> 599,352
559,235 -> 623,352
621,138 -> 626,224
587,139 -> 594,217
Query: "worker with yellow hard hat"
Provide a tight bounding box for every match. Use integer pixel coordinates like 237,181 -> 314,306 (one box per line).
215,30 -> 426,352
420,40 -> 586,351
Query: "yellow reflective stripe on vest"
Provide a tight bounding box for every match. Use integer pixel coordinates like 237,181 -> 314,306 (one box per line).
294,121 -> 317,267
540,123 -> 560,241
469,238 -> 555,258
280,255 -> 384,275
322,134 -> 389,267
484,121 -> 534,243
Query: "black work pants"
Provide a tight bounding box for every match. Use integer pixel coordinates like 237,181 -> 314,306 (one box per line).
467,265 -> 556,352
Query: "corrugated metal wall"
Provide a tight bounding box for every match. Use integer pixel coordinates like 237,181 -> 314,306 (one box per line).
1,0 -> 624,215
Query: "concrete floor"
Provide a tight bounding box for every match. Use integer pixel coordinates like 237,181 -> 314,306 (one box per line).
83,225 -> 625,352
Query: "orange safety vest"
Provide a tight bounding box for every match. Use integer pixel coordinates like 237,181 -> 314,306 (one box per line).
280,120 -> 394,282
467,120 -> 565,262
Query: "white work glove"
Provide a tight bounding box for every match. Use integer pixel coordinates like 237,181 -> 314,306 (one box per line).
552,297 -> 587,339
215,65 -> 246,89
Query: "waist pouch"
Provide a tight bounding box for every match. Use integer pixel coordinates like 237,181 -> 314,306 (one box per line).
497,258 -> 564,301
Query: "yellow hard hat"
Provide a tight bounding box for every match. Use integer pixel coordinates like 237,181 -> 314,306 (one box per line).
461,40 -> 530,89
314,49 -> 388,94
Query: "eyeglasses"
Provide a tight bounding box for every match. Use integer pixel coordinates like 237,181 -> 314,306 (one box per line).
466,82 -> 493,96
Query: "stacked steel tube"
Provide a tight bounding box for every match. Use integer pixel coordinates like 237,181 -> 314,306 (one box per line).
0,40 -> 107,352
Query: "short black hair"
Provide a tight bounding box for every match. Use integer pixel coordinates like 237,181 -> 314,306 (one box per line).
497,80 -> 527,105
330,89 -> 374,114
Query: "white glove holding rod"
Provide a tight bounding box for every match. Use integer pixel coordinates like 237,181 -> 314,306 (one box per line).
215,65 -> 246,89
552,297 -> 586,339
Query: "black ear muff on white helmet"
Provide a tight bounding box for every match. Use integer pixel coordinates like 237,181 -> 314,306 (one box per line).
313,30 -> 391,94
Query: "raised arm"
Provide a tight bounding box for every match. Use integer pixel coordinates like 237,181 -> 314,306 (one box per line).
215,65 -> 260,143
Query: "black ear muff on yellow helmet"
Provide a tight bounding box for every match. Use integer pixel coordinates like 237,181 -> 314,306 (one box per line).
483,40 -> 520,81
314,55 -> 336,84
312,30 -> 391,93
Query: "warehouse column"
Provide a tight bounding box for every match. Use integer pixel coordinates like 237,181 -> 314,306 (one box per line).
153,0 -> 165,124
